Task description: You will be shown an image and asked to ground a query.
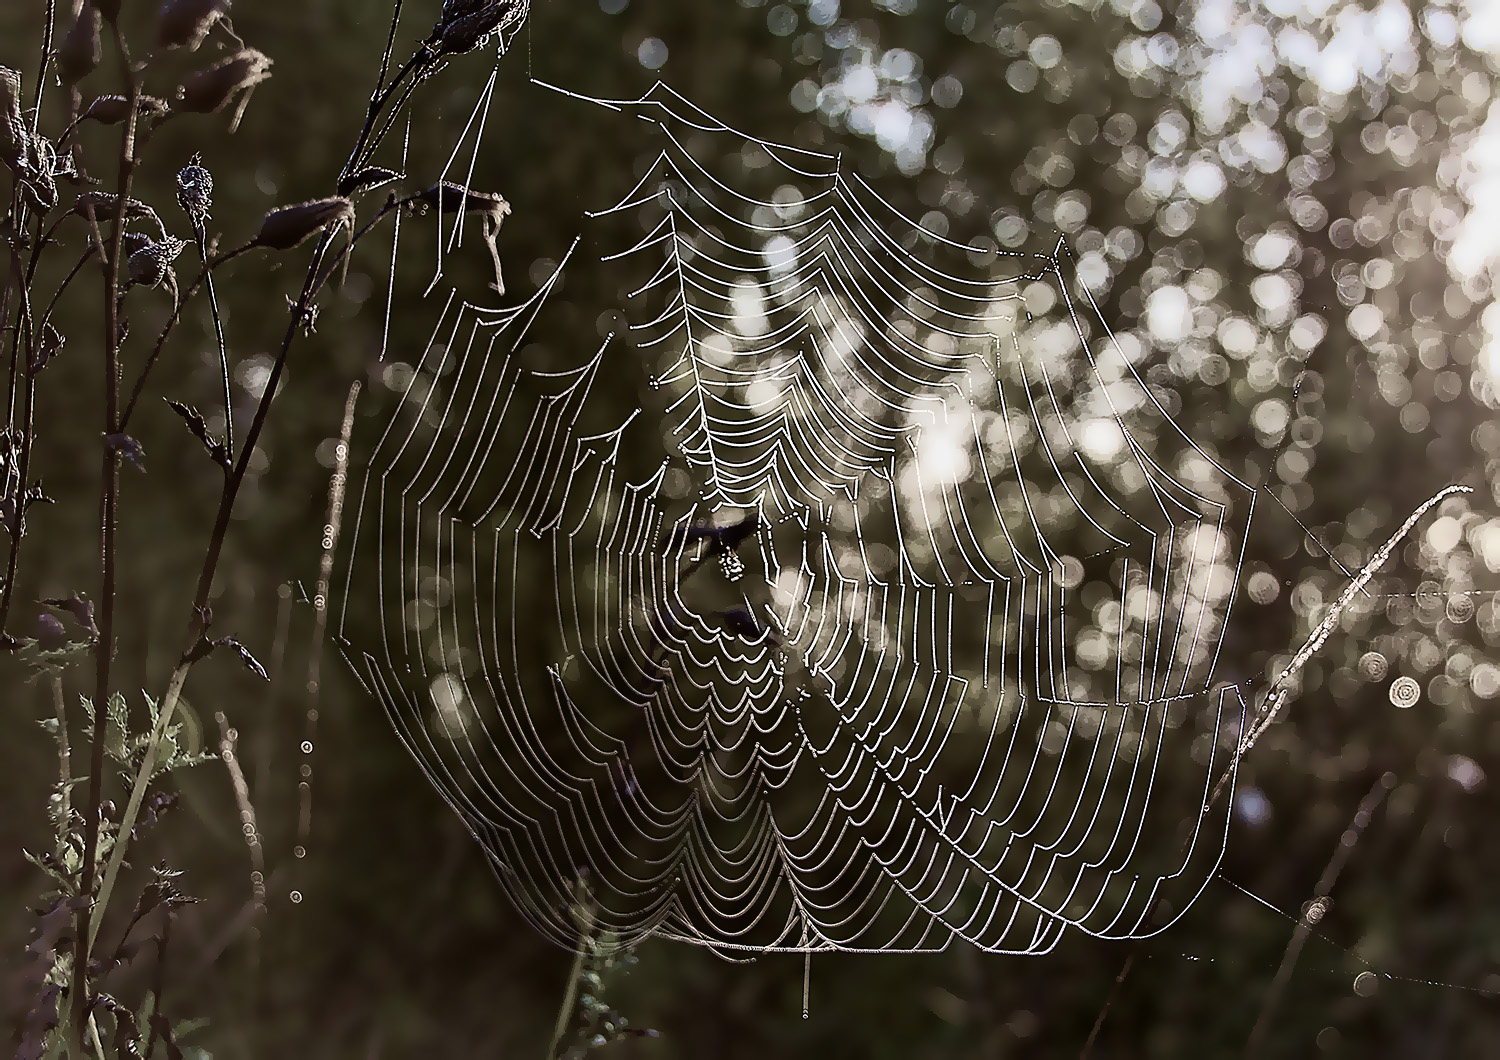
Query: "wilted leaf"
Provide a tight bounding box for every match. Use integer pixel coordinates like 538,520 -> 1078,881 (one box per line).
165,400 -> 230,467
40,591 -> 98,638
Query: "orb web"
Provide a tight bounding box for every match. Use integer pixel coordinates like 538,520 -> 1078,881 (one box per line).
334,82 -> 1256,956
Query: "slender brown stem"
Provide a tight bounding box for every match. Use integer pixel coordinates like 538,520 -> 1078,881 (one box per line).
1243,774 -> 1395,1057
32,0 -> 57,135
142,909 -> 172,1060
50,676 -> 70,841
0,244 -> 36,638
73,27 -> 139,1044
1079,954 -> 1133,1058
196,225 -> 234,455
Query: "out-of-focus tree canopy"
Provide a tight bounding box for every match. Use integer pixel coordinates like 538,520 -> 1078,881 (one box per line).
2,0 -> 1498,1056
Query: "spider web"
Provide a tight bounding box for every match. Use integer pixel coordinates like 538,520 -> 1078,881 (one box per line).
333,81 -> 1257,957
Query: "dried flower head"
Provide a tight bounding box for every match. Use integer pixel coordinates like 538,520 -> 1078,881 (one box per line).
251,197 -> 354,251
427,0 -> 530,57
179,49 -> 271,126
176,153 -> 213,226
158,0 -> 231,51
126,236 -> 188,302
57,5 -> 103,84
81,94 -> 170,126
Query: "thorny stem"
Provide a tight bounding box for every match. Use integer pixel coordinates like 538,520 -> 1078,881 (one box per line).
74,24 -> 139,1045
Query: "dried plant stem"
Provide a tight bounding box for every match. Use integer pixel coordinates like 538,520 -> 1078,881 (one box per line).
142,909 -> 172,1060
1079,953 -> 1133,1058
0,250 -> 36,637
297,382 -> 359,858
73,32 -> 140,1039
1244,773 -> 1395,1057
215,713 -> 265,911
194,224 -> 234,454
32,0 -> 57,132
51,676 -> 70,836
1205,483 -> 1472,814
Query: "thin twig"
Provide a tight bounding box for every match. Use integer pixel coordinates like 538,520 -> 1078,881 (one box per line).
1206,483 -> 1472,813
0,242 -> 37,637
195,224 -> 234,455
31,0 -> 57,135
1243,773 -> 1395,1057
215,712 -> 265,913
73,26 -> 139,1043
50,676 -> 70,840
142,909 -> 172,1060
1079,953 -> 1133,1058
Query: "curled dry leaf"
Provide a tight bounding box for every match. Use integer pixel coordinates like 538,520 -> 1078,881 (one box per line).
165,399 -> 230,467
252,196 -> 354,251
158,0 -> 232,51
80,93 -> 169,126
178,48 -> 271,128
57,4 -> 103,84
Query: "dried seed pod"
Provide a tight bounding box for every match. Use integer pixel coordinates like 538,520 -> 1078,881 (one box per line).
158,0 -> 230,51
81,93 -> 169,125
428,0 -> 529,57
57,5 -> 103,84
71,191 -> 164,235
178,48 -> 271,116
251,197 -> 354,251
126,236 -> 189,302
175,152 -> 213,226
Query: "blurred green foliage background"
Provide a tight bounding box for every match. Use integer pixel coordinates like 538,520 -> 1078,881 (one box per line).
2,0 -> 1499,1056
